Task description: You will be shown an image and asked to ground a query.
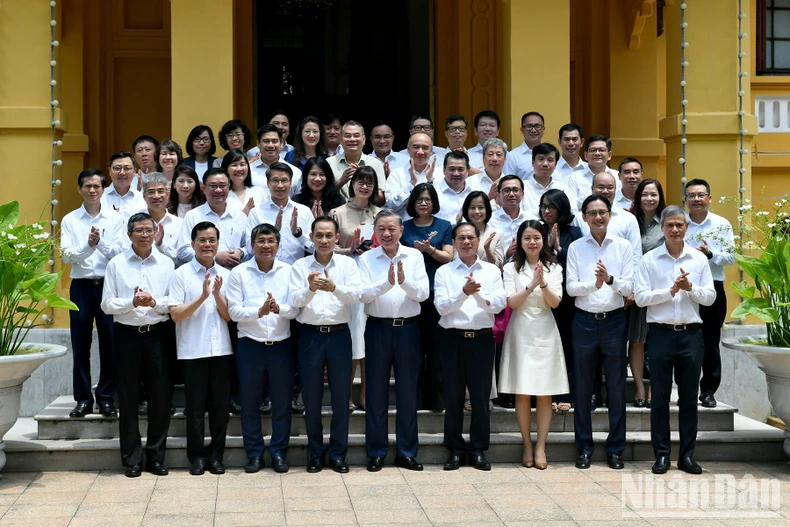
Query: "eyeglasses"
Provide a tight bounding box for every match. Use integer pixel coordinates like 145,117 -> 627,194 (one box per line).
540,203 -> 557,211
522,124 -> 544,131
447,126 -> 467,133
686,193 -> 709,200
584,210 -> 610,218
193,137 -> 211,144
225,132 -> 244,139
500,188 -> 522,195
207,183 -> 229,190
354,180 -> 374,188
111,166 -> 134,173
269,179 -> 291,186
372,134 -> 393,141
131,228 -> 155,235
587,148 -> 609,154
415,197 -> 433,204
410,125 -> 433,132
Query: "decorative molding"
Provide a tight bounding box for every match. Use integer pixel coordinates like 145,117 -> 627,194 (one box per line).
629,0 -> 657,50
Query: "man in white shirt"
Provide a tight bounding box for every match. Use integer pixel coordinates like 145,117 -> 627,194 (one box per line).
567,135 -> 621,210
683,178 -> 735,408
614,158 -> 643,210
489,175 -> 536,262
61,168 -> 127,419
247,112 -> 294,160
132,136 -> 158,191
434,222 -> 506,471
503,111 -> 545,181
468,110 -> 501,171
101,212 -> 175,478
635,205 -> 716,475
290,217 -> 362,474
168,221 -> 233,476
369,121 -> 409,177
475,138 -> 508,200
554,123 -> 588,183
384,133 -> 437,219
443,114 -> 470,157
435,151 -> 482,224
227,223 -> 299,474
358,210 -> 429,472
329,121 -> 386,203
142,172 -> 185,266
522,143 -> 577,216
567,195 -> 634,471
249,124 -> 302,193
101,151 -> 146,221
397,115 -> 449,161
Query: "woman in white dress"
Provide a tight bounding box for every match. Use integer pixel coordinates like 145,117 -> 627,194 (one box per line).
221,149 -> 266,216
499,219 -> 567,470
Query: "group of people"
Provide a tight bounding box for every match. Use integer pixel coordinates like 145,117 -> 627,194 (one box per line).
59,109 -> 734,478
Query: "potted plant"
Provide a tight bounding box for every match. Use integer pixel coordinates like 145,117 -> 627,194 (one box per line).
719,195 -> 790,461
0,200 -> 76,473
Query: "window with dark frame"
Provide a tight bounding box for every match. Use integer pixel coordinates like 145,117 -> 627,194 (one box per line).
758,0 -> 790,75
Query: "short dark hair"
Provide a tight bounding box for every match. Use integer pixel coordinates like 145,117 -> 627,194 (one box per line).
521,111 -> 545,125
618,157 -> 643,173
269,110 -> 289,123
370,120 -> 394,134
539,189 -> 574,227
445,114 -> 468,128
374,209 -> 403,227
185,125 -> 217,157
251,223 -> 280,243
685,178 -> 711,195
202,167 -> 230,185
127,212 -> 154,233
221,149 -> 253,188
78,168 -> 105,187
452,222 -> 481,239
323,111 -> 344,126
341,120 -> 365,135
584,134 -> 611,152
582,194 -> 612,214
348,166 -> 379,204
462,191 -> 492,225
155,139 -> 184,172
514,219 -> 556,272
191,221 -> 220,242
257,123 -> 282,141
443,150 -> 470,170
218,119 -> 252,151
132,136 -> 158,151
474,110 -> 500,128
311,215 -> 339,233
266,161 -> 294,181
406,183 -> 440,218
108,151 -> 135,167
497,174 -> 523,192
408,115 -> 433,129
531,143 -> 560,162
558,123 -> 584,141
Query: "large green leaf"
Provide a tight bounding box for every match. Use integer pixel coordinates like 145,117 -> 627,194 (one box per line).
735,254 -> 785,291
731,298 -> 780,323
731,280 -> 756,300
29,273 -> 59,297
44,293 -> 78,311
0,201 -> 20,230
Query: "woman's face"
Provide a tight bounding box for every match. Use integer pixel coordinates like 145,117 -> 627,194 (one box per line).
174,175 -> 196,199
159,149 -> 178,171
307,166 -> 327,193
226,127 -> 244,150
302,123 -> 321,148
640,183 -> 660,213
466,196 -> 487,225
228,160 -> 248,186
521,227 -> 544,257
415,190 -> 433,218
192,131 -> 211,156
540,198 -> 558,225
353,177 -> 374,200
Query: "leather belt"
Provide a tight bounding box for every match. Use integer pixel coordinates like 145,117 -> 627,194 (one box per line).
453,328 -> 492,339
74,278 -> 104,287
651,323 -> 702,332
579,309 -> 622,320
116,321 -> 167,334
367,316 -> 419,327
303,323 -> 349,334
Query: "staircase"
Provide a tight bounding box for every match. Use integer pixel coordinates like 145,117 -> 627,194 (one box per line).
4,378 -> 785,472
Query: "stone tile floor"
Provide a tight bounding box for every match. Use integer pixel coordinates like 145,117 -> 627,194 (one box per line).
0,461 -> 788,526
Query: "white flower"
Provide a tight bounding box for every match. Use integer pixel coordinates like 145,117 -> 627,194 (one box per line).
746,199 -> 751,203
768,223 -> 776,228
7,224 -> 12,229
776,203 -> 783,207
757,211 -> 769,216
719,198 -> 725,204
785,219 -> 790,223
777,237 -> 785,242
739,204 -> 752,211
6,233 -> 16,240
16,243 -> 25,248
15,251 -> 20,256
737,215 -> 743,221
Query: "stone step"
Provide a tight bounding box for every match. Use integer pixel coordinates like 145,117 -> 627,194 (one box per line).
36,395 -> 736,440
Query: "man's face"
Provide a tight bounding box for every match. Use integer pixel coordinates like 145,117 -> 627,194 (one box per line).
591,173 -> 617,202
134,141 -> 156,171
128,220 -> 155,251
483,146 -> 505,174
143,182 -> 168,212
499,178 -> 523,209
444,158 -> 469,191
324,120 -> 341,147
310,220 -> 340,256
620,162 -> 643,193
204,174 -> 230,206
560,130 -> 583,157
585,141 -> 611,169
409,119 -> 434,140
684,184 -> 711,214
475,117 -> 500,144
521,115 -> 545,147
582,200 -> 611,235
370,125 -> 395,157
453,225 -> 480,259
270,114 -> 290,142
532,153 -> 557,179
191,227 -> 219,261
662,214 -> 688,242
110,156 -> 135,190
445,120 -> 468,147
267,169 -> 292,201
253,233 -> 279,263
258,132 -> 282,163
408,133 -> 433,166
374,216 -> 403,251
341,125 -> 365,155
79,175 -> 104,204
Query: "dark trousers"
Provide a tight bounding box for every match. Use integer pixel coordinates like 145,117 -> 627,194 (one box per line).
69,279 -> 115,405
299,326 -> 352,460
441,329 -> 495,454
236,337 -> 293,459
417,294 -> 443,411
648,324 -> 704,459
572,311 -> 627,456
113,321 -> 173,468
227,321 -> 240,401
365,322 -> 420,458
699,281 -> 726,396
183,355 -> 231,464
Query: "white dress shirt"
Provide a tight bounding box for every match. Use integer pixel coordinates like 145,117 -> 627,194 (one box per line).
249,159 -> 303,196
245,199 -> 314,265
435,177 -> 482,223
289,254 -> 362,325
384,164 -> 435,219
566,166 -> 621,210
523,176 -> 578,216
488,206 -> 538,250
503,142 -> 534,181
372,150 -> 410,173
327,153 -> 386,200
434,257 -> 506,329
100,247 -> 174,326
227,259 -> 297,342
168,258 -> 233,360
635,243 -> 716,324
100,185 -> 146,222
358,245 -> 430,318
566,233 -> 634,313
179,203 -> 248,263
473,172 -> 502,195
684,211 -> 735,281
151,212 -> 184,266
398,146 -> 448,166
554,157 -> 588,184
226,186 -> 268,212
247,142 -> 293,160
60,205 -> 127,279
574,207 -> 642,272
613,190 -> 633,211
467,149 -> 484,171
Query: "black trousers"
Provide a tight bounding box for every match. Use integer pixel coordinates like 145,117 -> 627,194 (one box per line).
699,281 -> 726,396
441,328 -> 495,454
183,355 -> 231,464
69,279 -> 115,405
417,294 -> 443,411
113,321 -> 173,468
647,324 -> 704,460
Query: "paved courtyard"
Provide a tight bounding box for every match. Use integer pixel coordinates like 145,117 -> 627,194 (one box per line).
0,461 -> 787,526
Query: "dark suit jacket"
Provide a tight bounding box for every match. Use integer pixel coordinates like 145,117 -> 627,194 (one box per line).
183,156 -> 218,171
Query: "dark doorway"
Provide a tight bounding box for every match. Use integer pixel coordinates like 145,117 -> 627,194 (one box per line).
254,0 -> 432,151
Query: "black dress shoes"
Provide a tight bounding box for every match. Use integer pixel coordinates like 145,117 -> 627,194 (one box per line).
137,400 -> 148,415
245,457 -> 263,473
469,452 -> 491,471
208,459 -> 225,475
125,464 -> 142,478
329,458 -> 349,474
575,453 -> 592,469
394,456 -> 423,471
590,394 -> 600,410
229,399 -> 242,415
272,456 -> 289,473
147,461 -> 169,476
699,393 -> 717,408
307,454 -> 325,473
97,401 -> 117,417
652,455 -> 670,474
607,453 -> 624,470
443,453 -> 463,471
291,395 -> 305,414
260,397 -> 272,414
677,457 -> 702,474
190,459 -> 206,476
367,456 -> 385,472
69,402 -> 92,418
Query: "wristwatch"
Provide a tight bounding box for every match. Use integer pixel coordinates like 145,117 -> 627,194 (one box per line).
706,250 -> 713,260
293,227 -> 303,238
606,275 -> 615,286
